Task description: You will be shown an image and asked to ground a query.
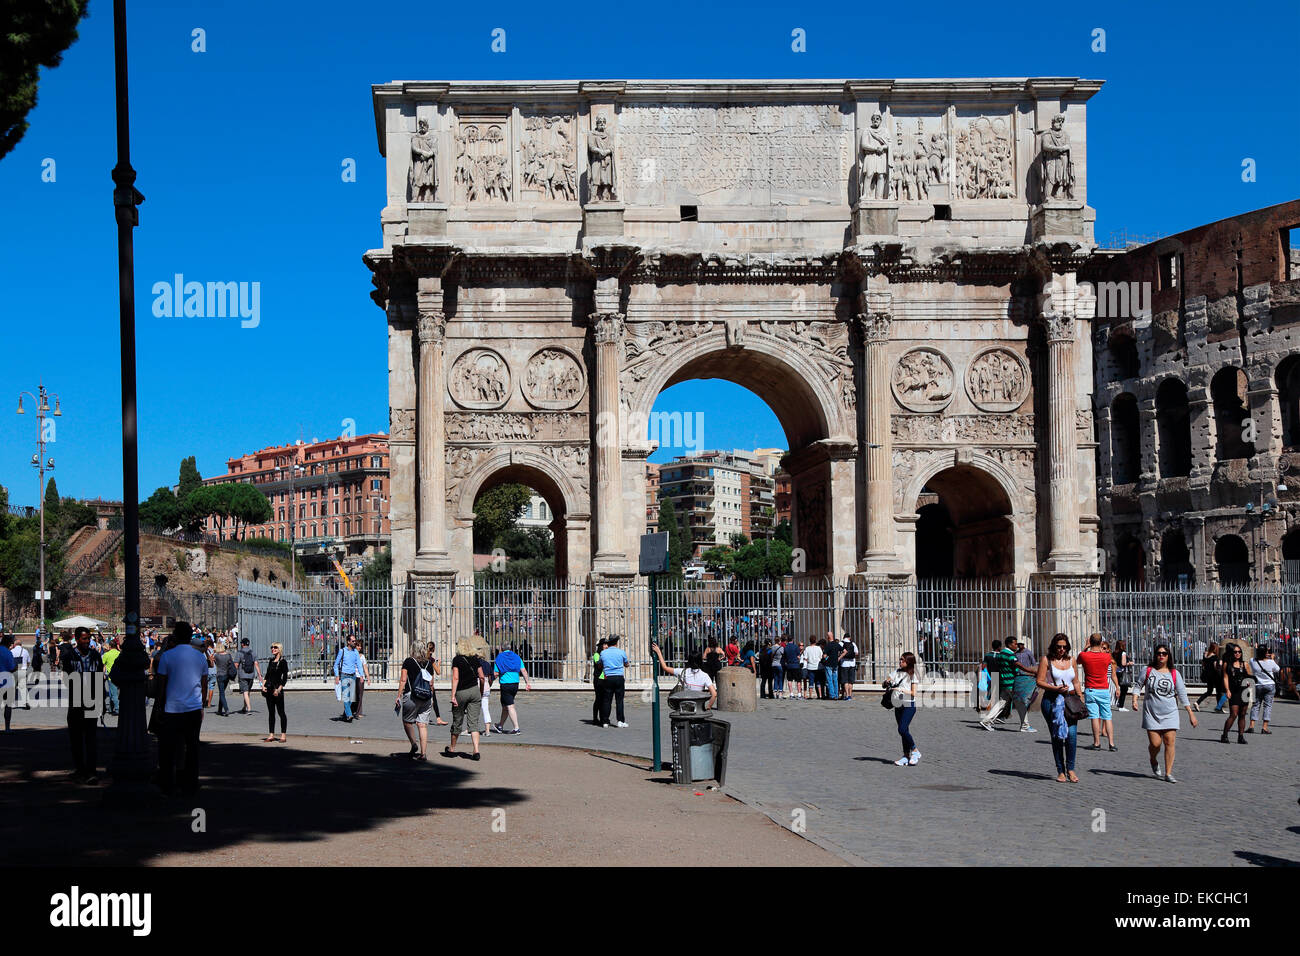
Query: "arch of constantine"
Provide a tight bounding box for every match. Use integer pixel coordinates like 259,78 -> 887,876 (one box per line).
363,78 -> 1106,669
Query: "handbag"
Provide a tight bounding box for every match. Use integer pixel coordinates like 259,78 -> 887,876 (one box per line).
1062,692 -> 1087,723
880,675 -> 897,709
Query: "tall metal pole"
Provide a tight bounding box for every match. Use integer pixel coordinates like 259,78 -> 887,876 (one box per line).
650,572 -> 661,771
110,0 -> 150,779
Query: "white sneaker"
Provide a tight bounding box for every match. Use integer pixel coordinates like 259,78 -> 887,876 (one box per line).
1151,762 -> 1164,779
1020,725 -> 1036,733
616,721 -> 628,728
908,750 -> 921,765
979,720 -> 994,732
893,757 -> 910,766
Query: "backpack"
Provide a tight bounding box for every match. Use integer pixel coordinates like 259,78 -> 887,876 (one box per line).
592,651 -> 604,680
240,650 -> 256,675
410,660 -> 432,701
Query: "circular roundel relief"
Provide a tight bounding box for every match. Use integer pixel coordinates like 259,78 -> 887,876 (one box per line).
965,346 -> 1029,412
448,347 -> 512,410
523,346 -> 586,410
891,347 -> 955,413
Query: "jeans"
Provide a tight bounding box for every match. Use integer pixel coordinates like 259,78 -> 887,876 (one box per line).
157,708 -> 202,793
894,704 -> 916,754
1041,697 -> 1077,773
339,675 -> 356,718
592,681 -> 603,723
823,666 -> 839,700
600,675 -> 626,725
106,678 -> 121,714
216,678 -> 229,715
760,671 -> 774,698
1116,683 -> 1130,709
1249,685 -> 1275,723
773,668 -> 785,694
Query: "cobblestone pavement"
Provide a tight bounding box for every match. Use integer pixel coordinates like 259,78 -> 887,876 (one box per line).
10,684 -> 1299,866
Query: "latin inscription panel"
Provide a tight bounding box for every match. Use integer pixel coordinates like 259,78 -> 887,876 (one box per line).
616,103 -> 851,207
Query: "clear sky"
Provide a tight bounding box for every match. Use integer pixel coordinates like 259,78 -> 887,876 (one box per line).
1,0 -> 1297,503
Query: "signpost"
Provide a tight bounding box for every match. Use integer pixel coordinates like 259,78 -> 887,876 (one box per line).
639,532 -> 670,771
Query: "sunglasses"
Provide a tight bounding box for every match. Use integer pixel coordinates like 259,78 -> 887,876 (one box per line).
1156,651 -> 1169,656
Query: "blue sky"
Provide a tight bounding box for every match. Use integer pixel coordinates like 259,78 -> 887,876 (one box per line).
1,0 -> 1297,503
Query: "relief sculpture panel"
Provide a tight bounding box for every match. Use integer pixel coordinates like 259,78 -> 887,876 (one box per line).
448,348 -> 511,409
891,347 -> 955,412
520,114 -> 577,202
524,347 -> 586,410
965,347 -> 1029,412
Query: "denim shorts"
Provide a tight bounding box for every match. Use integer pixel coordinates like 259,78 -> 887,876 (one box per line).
1084,687 -> 1112,720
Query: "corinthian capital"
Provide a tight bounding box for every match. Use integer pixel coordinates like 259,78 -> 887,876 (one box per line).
856,311 -> 892,343
589,311 -> 625,345
417,310 -> 447,345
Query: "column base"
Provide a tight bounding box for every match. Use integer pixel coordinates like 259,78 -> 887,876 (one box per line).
856,551 -> 907,575
591,551 -> 632,576
413,550 -> 454,574
1042,551 -> 1094,574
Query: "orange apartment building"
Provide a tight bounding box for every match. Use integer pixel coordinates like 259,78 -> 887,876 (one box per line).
202,434 -> 390,571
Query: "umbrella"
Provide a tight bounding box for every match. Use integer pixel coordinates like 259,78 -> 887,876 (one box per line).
52,615 -> 108,630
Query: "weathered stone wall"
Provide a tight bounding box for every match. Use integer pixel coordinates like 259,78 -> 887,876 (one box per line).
1090,199 -> 1300,584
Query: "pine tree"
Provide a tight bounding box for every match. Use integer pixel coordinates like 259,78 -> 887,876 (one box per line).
657,497 -> 690,573
177,456 -> 202,498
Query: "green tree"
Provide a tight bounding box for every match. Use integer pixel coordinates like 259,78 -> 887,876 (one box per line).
0,520 -> 66,599
0,483 -> 10,541
178,456 -> 202,499
728,532 -> 750,549
139,486 -> 181,531
732,539 -> 794,580
43,476 -> 60,517
54,496 -> 96,538
774,518 -> 793,545
360,546 -> 392,588
472,483 -> 531,552
496,525 -> 554,560
181,484 -> 219,536
700,545 -> 734,576
657,497 -> 690,572
1,0 -> 90,160
228,482 -> 272,539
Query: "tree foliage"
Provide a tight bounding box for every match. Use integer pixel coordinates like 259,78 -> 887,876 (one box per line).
657,496 -> 691,572
473,483 -> 531,552
139,486 -> 182,531
1,0 -> 90,160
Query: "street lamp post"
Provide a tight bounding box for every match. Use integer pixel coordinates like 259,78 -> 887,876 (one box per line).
16,384 -> 61,633
109,0 -> 151,781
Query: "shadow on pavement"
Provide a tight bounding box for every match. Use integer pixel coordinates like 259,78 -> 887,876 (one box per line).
0,727 -> 525,866
986,768 -> 1055,781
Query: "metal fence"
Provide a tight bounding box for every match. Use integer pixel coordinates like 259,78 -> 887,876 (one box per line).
237,579 -> 393,681
234,576 -> 1300,685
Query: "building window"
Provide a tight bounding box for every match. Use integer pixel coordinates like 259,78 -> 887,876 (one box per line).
334,521 -> 339,536
1277,355 -> 1300,448
1155,378 -> 1192,478
370,479 -> 382,491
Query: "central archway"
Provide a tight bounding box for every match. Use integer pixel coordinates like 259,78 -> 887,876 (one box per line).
624,327 -> 856,581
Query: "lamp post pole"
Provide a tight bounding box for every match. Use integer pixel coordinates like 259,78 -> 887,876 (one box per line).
17,385 -> 60,634
110,0 -> 150,780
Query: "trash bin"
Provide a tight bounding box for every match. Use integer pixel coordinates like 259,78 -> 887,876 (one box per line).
666,685 -> 730,785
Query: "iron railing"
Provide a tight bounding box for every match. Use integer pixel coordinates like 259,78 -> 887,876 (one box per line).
230,576 -> 1300,685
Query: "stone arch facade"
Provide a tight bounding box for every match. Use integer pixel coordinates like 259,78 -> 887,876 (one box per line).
367,77 -> 1105,669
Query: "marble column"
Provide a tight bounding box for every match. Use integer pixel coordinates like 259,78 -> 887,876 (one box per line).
590,307 -> 630,574
416,278 -> 449,565
858,292 -> 894,569
1042,274 -> 1085,571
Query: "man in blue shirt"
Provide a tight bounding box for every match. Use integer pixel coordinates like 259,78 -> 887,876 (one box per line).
0,633 -> 16,731
597,636 -> 629,728
334,636 -> 362,722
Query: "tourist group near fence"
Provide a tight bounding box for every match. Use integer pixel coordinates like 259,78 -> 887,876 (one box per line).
233,576 -> 1300,690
